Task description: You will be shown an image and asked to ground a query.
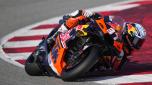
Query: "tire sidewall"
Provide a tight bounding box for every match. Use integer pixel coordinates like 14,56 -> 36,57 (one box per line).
61,46 -> 100,81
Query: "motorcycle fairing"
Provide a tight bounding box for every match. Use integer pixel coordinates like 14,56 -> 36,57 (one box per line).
49,35 -> 67,76
96,18 -> 108,34
48,17 -> 126,76
48,25 -> 90,75
60,29 -> 74,48
75,25 -> 89,36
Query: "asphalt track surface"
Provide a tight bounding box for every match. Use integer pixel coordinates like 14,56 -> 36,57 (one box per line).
0,0 -> 123,85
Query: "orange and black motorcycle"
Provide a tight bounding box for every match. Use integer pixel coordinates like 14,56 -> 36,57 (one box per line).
25,17 -> 129,81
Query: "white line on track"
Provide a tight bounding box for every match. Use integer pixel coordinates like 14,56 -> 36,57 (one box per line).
0,18 -> 60,46
0,46 -> 24,68
88,2 -> 139,12
7,53 -> 31,60
87,0 -> 142,12
17,29 -> 53,37
7,52 -> 31,58
3,40 -> 41,48
93,74 -> 152,84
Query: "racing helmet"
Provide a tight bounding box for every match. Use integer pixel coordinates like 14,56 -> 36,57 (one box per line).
65,17 -> 79,29
122,23 -> 146,49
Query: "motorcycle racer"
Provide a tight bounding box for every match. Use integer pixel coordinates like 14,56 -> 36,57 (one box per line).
108,21 -> 146,70
24,9 -> 147,80
35,10 -> 146,74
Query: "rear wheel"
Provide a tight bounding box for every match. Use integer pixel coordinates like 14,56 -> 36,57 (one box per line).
25,50 -> 44,76
25,62 -> 43,76
61,46 -> 100,81
25,27 -> 59,76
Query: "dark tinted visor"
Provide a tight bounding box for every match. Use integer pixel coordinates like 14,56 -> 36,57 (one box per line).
133,37 -> 145,49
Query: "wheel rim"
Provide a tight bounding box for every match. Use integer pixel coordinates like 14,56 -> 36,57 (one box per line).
64,48 -> 90,71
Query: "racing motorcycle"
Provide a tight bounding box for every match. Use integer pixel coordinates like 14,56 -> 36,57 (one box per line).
25,16 -> 131,81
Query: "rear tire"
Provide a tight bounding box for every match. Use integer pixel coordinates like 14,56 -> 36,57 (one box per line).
24,52 -> 44,76
25,27 -> 59,76
61,46 -> 100,81
25,62 -> 43,76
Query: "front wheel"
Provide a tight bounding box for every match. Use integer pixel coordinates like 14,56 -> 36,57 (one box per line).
61,46 -> 100,81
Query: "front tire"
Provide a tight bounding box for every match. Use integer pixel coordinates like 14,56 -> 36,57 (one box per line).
61,46 -> 100,81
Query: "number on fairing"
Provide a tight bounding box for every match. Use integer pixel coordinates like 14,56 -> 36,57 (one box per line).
107,28 -> 115,35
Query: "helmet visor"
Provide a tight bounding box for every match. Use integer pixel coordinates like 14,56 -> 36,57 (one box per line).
133,37 -> 145,49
